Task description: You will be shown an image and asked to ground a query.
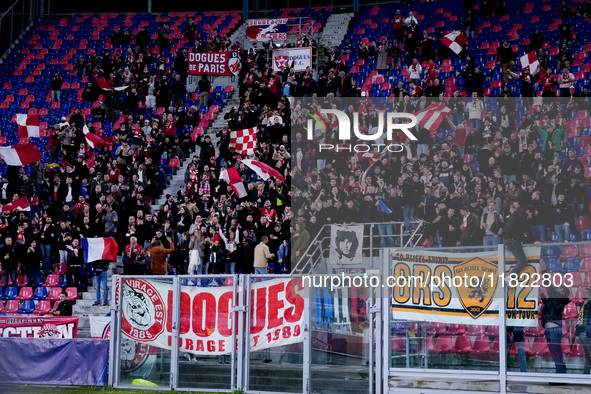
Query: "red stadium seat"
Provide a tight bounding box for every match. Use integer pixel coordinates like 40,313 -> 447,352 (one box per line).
2,300 -> 19,314
66,287 -> 78,301
576,216 -> 591,230
15,287 -> 33,301
529,337 -> 550,356
465,325 -> 485,336
452,335 -> 472,353
433,336 -> 453,353
33,300 -> 52,315
445,324 -> 466,335
560,244 -> 579,258
46,287 -> 62,301
471,336 -> 491,354
428,322 -> 447,336
484,325 -> 499,337
43,274 -> 59,287
561,337 -> 572,356
563,302 -> 579,320
571,339 -> 584,357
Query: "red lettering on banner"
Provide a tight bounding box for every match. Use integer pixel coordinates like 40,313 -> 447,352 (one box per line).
250,287 -> 267,335
284,279 -> 304,323
267,283 -> 284,330
217,291 -> 233,337
193,292 -> 216,337
167,291 -> 194,334
196,340 -> 204,351
185,338 -> 194,350
180,292 -> 191,334
207,340 -> 216,352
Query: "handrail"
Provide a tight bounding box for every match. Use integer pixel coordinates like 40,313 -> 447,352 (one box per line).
293,220 -> 425,274
0,0 -> 21,21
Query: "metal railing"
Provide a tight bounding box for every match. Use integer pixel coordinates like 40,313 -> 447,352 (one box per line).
0,0 -> 39,63
292,220 -> 424,274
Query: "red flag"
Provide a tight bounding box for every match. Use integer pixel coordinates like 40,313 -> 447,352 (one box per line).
1,196 -> 30,212
220,167 -> 247,198
413,103 -> 452,135
246,26 -> 260,39
241,159 -> 285,182
230,127 -> 257,157
95,76 -> 128,91
0,143 -> 42,166
16,114 -> 40,138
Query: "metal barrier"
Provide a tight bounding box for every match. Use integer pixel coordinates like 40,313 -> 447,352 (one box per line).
109,243 -> 591,393
0,0 -> 39,61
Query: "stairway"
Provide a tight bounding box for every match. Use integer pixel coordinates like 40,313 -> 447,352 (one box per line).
150,96 -> 240,212
73,259 -> 123,338
319,13 -> 354,48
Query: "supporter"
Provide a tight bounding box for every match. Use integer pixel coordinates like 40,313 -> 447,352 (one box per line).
66,238 -> 83,291
51,73 -> 63,102
459,206 -> 479,246
481,201 -> 503,246
496,40 -> 516,84
147,237 -> 175,275
576,288 -> 591,374
52,292 -> 73,316
552,193 -> 574,243
93,260 -> 109,307
541,282 -> 570,373
253,236 -> 274,276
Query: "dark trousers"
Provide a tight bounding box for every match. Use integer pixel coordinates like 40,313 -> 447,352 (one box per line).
545,326 -> 566,373
2,269 -> 16,287
504,238 -> 529,278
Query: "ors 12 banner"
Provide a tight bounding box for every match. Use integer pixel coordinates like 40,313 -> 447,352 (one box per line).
273,47 -> 312,72
120,278 -> 306,355
188,52 -> 242,76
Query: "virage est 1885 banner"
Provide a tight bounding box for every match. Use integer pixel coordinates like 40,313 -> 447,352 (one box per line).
120,278 -> 306,355
390,247 -> 541,327
188,52 -> 242,76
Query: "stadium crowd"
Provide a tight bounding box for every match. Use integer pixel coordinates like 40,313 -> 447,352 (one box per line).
3,3 -> 591,305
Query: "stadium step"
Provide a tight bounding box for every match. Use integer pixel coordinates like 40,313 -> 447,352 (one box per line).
319,13 -> 354,47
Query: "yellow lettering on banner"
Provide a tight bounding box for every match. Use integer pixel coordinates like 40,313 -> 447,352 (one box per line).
432,265 -> 452,307
393,263 -> 410,304
412,265 -> 431,306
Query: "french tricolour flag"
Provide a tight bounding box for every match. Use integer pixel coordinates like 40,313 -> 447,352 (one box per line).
82,237 -> 118,263
0,143 -> 42,166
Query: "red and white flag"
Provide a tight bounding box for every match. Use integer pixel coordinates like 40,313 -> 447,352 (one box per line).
414,103 -> 452,135
245,26 -> 261,39
520,51 -> 539,76
0,143 -> 42,166
220,167 -> 247,198
242,159 -> 285,182
440,31 -> 467,55
82,237 -> 118,263
361,152 -> 382,165
1,196 -> 30,212
16,114 -> 40,138
95,76 -> 128,92
230,127 -> 257,157
83,125 -> 115,148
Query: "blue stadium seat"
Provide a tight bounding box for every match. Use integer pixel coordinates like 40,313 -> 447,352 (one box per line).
571,231 -> 583,243
0,287 -> 18,300
545,258 -> 563,273
562,258 -> 580,273
17,300 -> 36,314
31,287 -> 48,300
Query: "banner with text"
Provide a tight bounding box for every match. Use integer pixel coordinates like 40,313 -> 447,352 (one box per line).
188,52 -> 242,76
247,19 -> 289,41
273,47 -> 312,72
0,316 -> 78,338
390,247 -> 541,327
120,277 -> 305,355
